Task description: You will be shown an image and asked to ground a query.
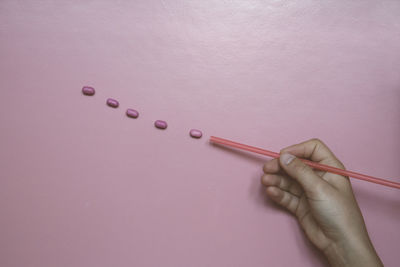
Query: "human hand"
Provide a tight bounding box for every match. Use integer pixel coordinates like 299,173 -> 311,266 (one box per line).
261,139 -> 383,267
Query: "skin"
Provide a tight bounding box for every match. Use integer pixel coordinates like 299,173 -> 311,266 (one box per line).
261,138 -> 383,267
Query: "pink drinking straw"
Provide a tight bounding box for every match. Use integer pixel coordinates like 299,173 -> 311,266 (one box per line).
210,136 -> 400,190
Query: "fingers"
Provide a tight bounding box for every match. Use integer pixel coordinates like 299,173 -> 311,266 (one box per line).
265,186 -> 299,214
280,139 -> 350,190
279,153 -> 332,199
261,173 -> 303,197
263,158 -> 281,174
263,158 -> 302,196
264,157 -> 326,179
280,138 -> 345,170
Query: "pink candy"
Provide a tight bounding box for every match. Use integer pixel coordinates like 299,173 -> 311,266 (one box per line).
106,98 -> 119,108
82,86 -> 95,96
126,108 -> 139,118
189,129 -> 202,138
82,88 -> 203,137
154,120 -> 167,129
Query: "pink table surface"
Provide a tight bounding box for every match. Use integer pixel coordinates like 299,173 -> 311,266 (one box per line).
1,1 -> 399,266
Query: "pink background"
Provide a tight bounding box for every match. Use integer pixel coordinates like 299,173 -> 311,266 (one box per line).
1,1 -> 399,266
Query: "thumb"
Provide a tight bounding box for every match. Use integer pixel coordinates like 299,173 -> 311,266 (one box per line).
279,153 -> 331,198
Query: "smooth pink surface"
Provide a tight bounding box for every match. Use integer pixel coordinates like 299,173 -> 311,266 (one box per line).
0,1 -> 399,266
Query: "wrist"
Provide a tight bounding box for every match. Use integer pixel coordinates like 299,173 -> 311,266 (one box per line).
323,237 -> 383,267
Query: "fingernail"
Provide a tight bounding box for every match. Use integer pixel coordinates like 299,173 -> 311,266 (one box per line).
281,153 -> 295,165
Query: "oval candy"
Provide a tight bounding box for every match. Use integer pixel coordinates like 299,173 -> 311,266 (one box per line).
106,98 -> 119,108
154,120 -> 167,129
82,86 -> 95,96
126,108 -> 139,118
189,129 -> 202,138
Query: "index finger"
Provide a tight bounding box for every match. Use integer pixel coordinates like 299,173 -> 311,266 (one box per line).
280,138 -> 345,170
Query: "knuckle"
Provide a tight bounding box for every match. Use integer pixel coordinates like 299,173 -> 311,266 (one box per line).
326,158 -> 344,170
279,176 -> 287,189
310,138 -> 323,147
310,137 -> 321,143
336,159 -> 346,170
323,157 -> 346,170
263,162 -> 271,173
263,163 -> 268,172
281,193 -> 291,206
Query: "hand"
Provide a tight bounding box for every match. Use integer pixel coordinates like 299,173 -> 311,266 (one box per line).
261,138 -> 383,267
